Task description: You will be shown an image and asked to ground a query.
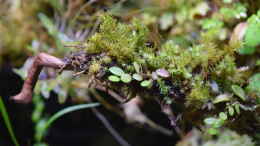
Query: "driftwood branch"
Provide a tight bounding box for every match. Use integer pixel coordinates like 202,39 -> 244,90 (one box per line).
12,53 -> 70,103
12,52 -> 126,103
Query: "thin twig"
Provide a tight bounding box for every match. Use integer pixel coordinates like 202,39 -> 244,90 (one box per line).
91,108 -> 131,146
94,83 -> 126,103
89,88 -> 123,116
156,99 -> 184,138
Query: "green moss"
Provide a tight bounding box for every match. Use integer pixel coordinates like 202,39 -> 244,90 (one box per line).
186,75 -> 211,107
86,14 -> 150,63
88,61 -> 101,74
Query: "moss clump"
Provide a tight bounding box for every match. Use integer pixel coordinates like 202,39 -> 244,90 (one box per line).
86,15 -> 150,63
82,13 -> 252,107
186,75 -> 211,107
88,61 -> 102,74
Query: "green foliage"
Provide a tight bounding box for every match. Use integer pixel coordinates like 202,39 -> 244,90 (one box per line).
140,80 -> 153,88
0,97 -> 20,146
187,75 -> 211,106
86,14 -> 149,63
157,79 -> 170,95
203,129 -> 255,146
246,73 -> 260,98
45,103 -> 100,129
201,19 -> 223,30
132,73 -> 143,81
213,94 -> 232,104
109,66 -> 125,76
108,66 -> 132,83
38,13 -> 67,54
204,110 -> 230,135
32,93 -> 100,145
219,3 -> 247,20
6,0 -> 260,144
177,129 -> 255,146
240,11 -> 260,54
219,112 -> 227,121
231,85 -> 247,101
108,75 -> 120,82
120,73 -> 132,83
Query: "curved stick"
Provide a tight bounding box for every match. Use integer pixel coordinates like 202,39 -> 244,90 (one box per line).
12,53 -> 66,103
12,53 -> 126,104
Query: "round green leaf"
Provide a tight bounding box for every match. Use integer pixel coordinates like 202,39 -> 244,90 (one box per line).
108,75 -> 120,82
133,73 -> 143,81
219,112 -> 227,120
109,66 -> 125,76
231,85 -> 246,101
204,117 -> 218,125
140,80 -> 152,88
121,74 -> 132,83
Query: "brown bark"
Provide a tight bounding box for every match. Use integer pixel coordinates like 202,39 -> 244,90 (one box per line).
12,53 -> 67,103
12,52 -> 126,103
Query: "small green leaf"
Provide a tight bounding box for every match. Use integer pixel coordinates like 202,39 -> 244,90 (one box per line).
240,13 -> 260,54
121,74 -> 132,83
247,73 -> 260,94
219,112 -> 228,120
228,106 -> 235,116
108,75 -> 120,82
46,103 -> 100,129
38,13 -> 57,36
235,103 -> 240,114
213,94 -> 231,104
140,80 -> 152,88
133,73 -> 143,81
0,97 -> 20,146
204,117 -> 218,125
109,66 -> 125,76
232,85 -> 246,101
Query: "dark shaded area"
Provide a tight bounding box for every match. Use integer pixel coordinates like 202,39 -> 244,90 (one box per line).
0,62 -> 178,146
